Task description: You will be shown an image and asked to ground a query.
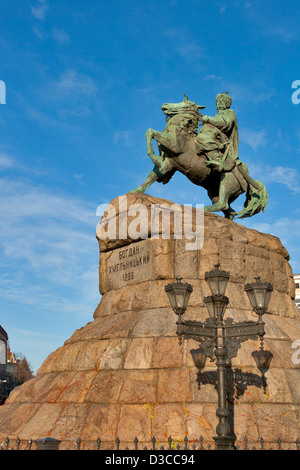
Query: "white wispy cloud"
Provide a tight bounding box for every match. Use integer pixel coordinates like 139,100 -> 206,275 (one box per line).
31,0 -> 49,21
202,74 -> 223,81
201,76 -> 276,108
0,164 -> 105,372
0,175 -> 100,315
32,25 -> 44,39
217,2 -> 298,43
73,173 -> 84,184
266,25 -> 298,43
177,42 -> 205,60
247,162 -> 300,194
264,166 -> 300,194
63,70 -> 96,93
240,127 -> 267,151
0,153 -> 15,169
30,69 -> 99,119
114,130 -> 135,148
51,27 -> 70,44
33,26 -> 70,44
244,216 -> 300,272
164,28 -> 205,61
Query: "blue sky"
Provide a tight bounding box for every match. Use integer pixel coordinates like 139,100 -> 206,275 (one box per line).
0,0 -> 300,373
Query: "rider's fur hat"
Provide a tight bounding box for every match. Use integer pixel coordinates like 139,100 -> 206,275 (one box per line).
216,92 -> 232,109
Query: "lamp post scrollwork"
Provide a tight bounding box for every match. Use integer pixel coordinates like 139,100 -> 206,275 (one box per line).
165,265 -> 273,451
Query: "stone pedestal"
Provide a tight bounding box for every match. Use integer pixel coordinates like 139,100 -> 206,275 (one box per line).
0,193 -> 299,450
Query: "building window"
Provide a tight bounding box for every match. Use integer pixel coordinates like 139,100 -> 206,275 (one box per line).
296,283 -> 300,289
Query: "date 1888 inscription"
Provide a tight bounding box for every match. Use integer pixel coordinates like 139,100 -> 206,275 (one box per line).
106,241 -> 151,289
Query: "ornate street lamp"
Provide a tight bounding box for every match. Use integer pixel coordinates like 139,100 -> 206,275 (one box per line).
166,267 -> 273,451
165,278 -> 193,345
244,277 -> 274,391
244,276 -> 273,318
165,277 -> 193,316
252,348 -> 273,392
245,276 -> 273,348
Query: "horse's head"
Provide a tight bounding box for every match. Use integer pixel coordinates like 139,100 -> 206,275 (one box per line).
161,94 -> 205,118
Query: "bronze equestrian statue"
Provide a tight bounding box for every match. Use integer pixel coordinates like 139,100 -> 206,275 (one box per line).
130,93 -> 268,220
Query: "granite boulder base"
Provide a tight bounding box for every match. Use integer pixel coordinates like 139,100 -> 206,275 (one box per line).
0,193 -> 299,450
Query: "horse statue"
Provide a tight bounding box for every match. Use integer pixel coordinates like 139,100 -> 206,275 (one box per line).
130,93 -> 268,220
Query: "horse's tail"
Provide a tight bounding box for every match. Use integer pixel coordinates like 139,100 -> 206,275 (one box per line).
236,177 -> 268,219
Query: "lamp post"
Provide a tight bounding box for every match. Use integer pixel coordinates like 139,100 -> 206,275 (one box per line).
165,265 -> 273,451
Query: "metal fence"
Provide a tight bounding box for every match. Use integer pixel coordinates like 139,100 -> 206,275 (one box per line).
1,435 -> 300,451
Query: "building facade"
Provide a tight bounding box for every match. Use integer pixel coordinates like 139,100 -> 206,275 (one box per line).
294,273 -> 300,309
0,327 -> 20,404
0,326 -> 8,374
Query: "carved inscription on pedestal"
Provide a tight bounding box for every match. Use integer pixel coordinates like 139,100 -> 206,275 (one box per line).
105,240 -> 152,290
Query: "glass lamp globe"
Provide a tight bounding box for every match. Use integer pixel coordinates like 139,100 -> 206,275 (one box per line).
165,277 -> 193,315
244,277 -> 273,312
205,264 -> 230,296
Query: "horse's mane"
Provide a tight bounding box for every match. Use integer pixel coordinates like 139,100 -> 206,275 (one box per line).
169,108 -> 200,136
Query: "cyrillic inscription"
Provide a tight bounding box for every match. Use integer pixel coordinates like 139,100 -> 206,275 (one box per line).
106,241 -> 151,289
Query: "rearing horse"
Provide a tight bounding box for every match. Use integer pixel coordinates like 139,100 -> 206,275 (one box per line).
130,95 -> 268,220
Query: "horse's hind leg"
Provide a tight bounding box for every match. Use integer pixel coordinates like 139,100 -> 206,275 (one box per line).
204,174 -> 230,213
222,205 -> 236,220
129,166 -> 160,193
206,194 -> 235,219
204,173 -> 243,218
130,163 -> 173,193
130,151 -> 175,193
222,191 -> 243,219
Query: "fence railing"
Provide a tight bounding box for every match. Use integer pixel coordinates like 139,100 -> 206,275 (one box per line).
1,435 -> 300,451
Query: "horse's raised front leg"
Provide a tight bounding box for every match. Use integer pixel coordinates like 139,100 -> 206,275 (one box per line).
130,128 -> 177,194
146,128 -> 155,155
146,129 -> 164,167
146,126 -> 183,157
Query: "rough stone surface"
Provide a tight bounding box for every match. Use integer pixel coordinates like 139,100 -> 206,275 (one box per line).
0,193 -> 299,450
